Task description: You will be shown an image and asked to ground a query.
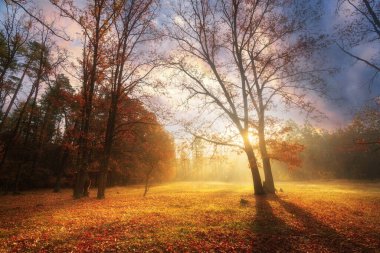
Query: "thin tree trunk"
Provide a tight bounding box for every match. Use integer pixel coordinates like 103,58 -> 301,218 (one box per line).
143,178 -> 149,197
143,173 -> 150,197
53,169 -> 63,193
98,113 -> 113,199
0,76 -> 39,170
0,52 -> 18,101
97,96 -> 117,199
12,85 -> 40,194
97,31 -> 125,199
144,166 -> 154,197
97,116 -> 113,199
0,62 -> 31,132
23,81 -> 39,144
12,163 -> 23,195
30,97 -> 53,174
53,147 -> 69,192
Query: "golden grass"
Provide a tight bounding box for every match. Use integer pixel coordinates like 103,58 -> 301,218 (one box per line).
0,181 -> 379,252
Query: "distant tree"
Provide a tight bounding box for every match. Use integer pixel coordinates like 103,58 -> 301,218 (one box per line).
35,74 -> 76,192
177,142 -> 191,179
351,105 -> 380,148
275,110 -> 380,180
0,5 -> 32,128
192,137 -> 205,179
139,124 -> 175,196
106,97 -> 175,189
0,26 -> 55,194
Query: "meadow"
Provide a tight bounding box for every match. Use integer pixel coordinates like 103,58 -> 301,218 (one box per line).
0,181 -> 379,252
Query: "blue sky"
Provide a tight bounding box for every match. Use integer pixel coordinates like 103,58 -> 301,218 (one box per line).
315,0 -> 380,128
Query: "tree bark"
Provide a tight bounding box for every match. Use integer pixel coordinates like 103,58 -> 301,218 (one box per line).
53,147 -> 69,193
243,138 -> 265,195
53,168 -> 63,193
258,117 -> 275,194
97,169 -> 107,199
73,162 -> 87,198
97,97 -> 117,199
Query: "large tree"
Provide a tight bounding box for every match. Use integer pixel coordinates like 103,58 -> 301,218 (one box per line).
167,0 -> 325,194
97,0 -> 159,199
51,0 -> 118,198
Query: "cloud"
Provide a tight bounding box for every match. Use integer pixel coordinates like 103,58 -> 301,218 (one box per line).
296,0 -> 380,129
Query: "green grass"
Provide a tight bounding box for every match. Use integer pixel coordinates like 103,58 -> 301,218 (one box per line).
0,181 -> 379,252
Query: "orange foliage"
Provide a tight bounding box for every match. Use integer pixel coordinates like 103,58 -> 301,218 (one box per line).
268,140 -> 305,170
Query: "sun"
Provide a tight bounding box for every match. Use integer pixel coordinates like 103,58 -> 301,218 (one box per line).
248,134 -> 259,146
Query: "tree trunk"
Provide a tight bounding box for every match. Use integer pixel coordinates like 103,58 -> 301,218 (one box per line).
0,51 -> 19,106
143,175 -> 149,197
53,147 -> 69,193
73,5 -> 101,199
12,88 -> 39,194
97,89 -> 118,199
31,95 -> 54,174
0,75 -> 40,170
258,121 -> 275,194
12,164 -> 22,195
98,47 -> 124,196
144,167 -> 154,197
73,166 -> 88,198
53,170 -> 63,193
243,139 -> 264,195
74,168 -> 91,198
0,63 -> 30,132
97,115 -> 113,199
97,170 -> 107,199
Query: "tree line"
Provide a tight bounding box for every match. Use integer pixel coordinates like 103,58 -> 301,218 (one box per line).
0,1 -> 175,197
272,106 -> 380,180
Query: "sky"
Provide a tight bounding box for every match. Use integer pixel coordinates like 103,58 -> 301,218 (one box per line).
316,0 -> 380,128
1,0 -> 379,133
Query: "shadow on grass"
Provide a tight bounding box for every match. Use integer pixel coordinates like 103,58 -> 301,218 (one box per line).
277,197 -> 371,252
251,195 -> 302,252
251,195 -> 372,253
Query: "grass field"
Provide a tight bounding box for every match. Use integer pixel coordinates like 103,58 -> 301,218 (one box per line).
0,181 -> 379,252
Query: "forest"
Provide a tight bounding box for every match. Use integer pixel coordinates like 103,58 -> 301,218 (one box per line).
0,0 -> 379,252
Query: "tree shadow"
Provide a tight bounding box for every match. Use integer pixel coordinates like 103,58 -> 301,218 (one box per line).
276,197 -> 372,252
251,195 -> 302,252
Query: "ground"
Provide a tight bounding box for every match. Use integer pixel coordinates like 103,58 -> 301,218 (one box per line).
0,181 -> 379,252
